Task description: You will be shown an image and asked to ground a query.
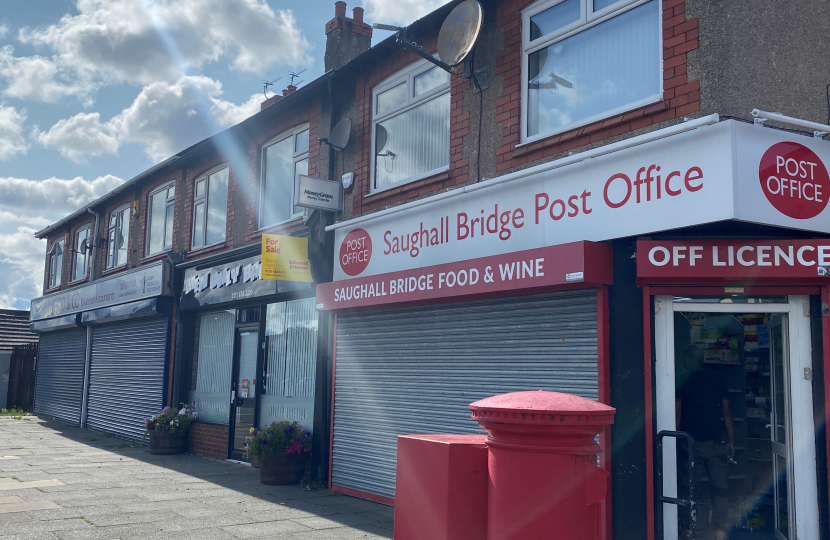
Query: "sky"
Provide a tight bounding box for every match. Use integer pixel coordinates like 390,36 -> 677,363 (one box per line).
0,0 -> 451,310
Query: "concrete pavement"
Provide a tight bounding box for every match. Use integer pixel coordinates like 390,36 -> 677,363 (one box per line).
0,416 -> 393,540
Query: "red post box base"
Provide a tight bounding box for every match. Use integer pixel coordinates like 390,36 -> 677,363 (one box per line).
394,434 -> 489,540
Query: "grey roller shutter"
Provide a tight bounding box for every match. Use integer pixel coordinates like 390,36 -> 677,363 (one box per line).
86,317 -> 169,441
332,288 -> 599,499
33,329 -> 87,426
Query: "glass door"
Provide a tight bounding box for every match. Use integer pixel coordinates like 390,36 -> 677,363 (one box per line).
229,327 -> 259,461
769,316 -> 793,540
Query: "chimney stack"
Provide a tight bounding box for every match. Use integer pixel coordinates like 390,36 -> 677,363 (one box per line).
324,1 -> 372,72
283,85 -> 298,97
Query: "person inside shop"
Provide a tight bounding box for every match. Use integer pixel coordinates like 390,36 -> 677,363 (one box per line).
676,345 -> 735,540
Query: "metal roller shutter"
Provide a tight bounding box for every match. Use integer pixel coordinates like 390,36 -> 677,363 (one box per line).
332,289 -> 599,499
86,317 -> 169,441
33,329 -> 87,426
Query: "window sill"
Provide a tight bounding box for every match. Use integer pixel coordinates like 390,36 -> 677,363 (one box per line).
513,95 -> 665,159
367,166 -> 450,199
102,264 -> 128,277
68,276 -> 89,286
365,170 -> 450,204
254,216 -> 304,235
140,251 -> 171,264
44,285 -> 61,294
187,242 -> 229,259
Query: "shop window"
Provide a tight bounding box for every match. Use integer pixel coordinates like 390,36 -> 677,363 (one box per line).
190,310 -> 235,424
71,226 -> 90,282
106,205 -> 130,269
259,125 -> 309,228
522,0 -> 661,142
260,298 -> 318,427
192,166 -> 229,249
146,182 -> 175,256
47,238 -> 64,289
371,62 -> 450,193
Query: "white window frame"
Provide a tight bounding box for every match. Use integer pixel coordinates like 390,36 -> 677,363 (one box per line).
191,164 -> 229,251
146,182 -> 176,256
258,124 -> 309,230
47,238 -> 65,289
370,59 -> 451,195
520,0 -> 663,145
70,226 -> 91,283
106,205 -> 131,269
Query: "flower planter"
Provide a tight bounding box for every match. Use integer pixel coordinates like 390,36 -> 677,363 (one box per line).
148,429 -> 189,455
257,453 -> 306,485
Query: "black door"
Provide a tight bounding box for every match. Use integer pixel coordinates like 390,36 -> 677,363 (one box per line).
229,326 -> 259,461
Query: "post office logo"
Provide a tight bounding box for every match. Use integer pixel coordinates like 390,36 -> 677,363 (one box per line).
339,228 -> 372,276
759,141 -> 829,219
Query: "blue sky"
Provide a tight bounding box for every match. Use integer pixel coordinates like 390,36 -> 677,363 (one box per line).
0,0 -> 448,309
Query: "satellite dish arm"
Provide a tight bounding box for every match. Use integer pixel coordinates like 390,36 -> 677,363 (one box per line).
373,24 -> 454,74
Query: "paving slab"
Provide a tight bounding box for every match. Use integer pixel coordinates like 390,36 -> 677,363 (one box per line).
0,417 -> 393,539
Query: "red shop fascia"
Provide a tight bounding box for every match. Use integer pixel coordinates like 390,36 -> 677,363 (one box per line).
316,117 -> 830,537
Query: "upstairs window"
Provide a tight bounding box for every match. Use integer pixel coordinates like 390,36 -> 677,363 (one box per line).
522,0 -> 661,142
47,238 -> 64,289
107,205 -> 130,269
371,61 -> 450,193
147,183 -> 175,256
71,226 -> 90,282
192,166 -> 229,249
260,126 -> 309,228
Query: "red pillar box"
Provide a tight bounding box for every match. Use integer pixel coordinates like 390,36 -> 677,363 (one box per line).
470,391 -> 615,540
394,434 -> 489,540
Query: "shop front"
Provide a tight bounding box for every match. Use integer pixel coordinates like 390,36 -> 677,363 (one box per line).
180,251 -> 321,461
29,261 -> 173,440
317,116 -> 830,535
638,240 -> 829,540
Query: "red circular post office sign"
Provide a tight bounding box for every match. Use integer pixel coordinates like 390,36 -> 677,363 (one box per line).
339,228 -> 372,276
759,141 -> 830,219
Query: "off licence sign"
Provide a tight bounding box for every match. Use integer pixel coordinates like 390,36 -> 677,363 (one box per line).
637,239 -> 830,283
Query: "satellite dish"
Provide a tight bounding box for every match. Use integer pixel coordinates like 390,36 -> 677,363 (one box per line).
329,118 -> 351,151
376,125 -> 389,154
437,0 -> 484,67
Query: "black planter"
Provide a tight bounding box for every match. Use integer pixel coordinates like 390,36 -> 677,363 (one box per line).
148,429 -> 189,455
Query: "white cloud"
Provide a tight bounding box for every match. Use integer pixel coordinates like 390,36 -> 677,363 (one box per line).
33,112 -> 119,163
0,174 -> 124,213
40,76 -> 263,163
0,25 -> 9,39
0,174 -> 124,309
0,46 -> 91,103
0,103 -> 28,160
4,0 -> 312,103
362,0 -> 451,26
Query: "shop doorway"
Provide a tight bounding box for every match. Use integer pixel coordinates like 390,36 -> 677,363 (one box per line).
229,326 -> 259,461
655,296 -> 819,540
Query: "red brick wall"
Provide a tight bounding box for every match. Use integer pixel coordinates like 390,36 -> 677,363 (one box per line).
345,0 -> 699,218
189,422 -> 229,460
349,35 -> 472,214
495,0 -> 699,171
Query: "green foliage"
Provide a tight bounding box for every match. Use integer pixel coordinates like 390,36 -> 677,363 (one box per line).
144,404 -> 196,435
245,421 -> 311,458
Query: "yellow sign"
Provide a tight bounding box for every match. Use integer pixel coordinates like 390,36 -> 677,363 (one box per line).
261,234 -> 313,282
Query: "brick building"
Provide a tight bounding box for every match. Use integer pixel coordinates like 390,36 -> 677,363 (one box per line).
30,0 -> 830,538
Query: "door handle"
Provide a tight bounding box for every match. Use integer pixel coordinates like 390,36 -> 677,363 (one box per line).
231,390 -> 236,403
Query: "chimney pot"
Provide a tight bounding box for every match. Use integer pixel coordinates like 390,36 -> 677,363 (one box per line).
352,7 -> 364,23
283,85 -> 297,97
334,1 -> 347,18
